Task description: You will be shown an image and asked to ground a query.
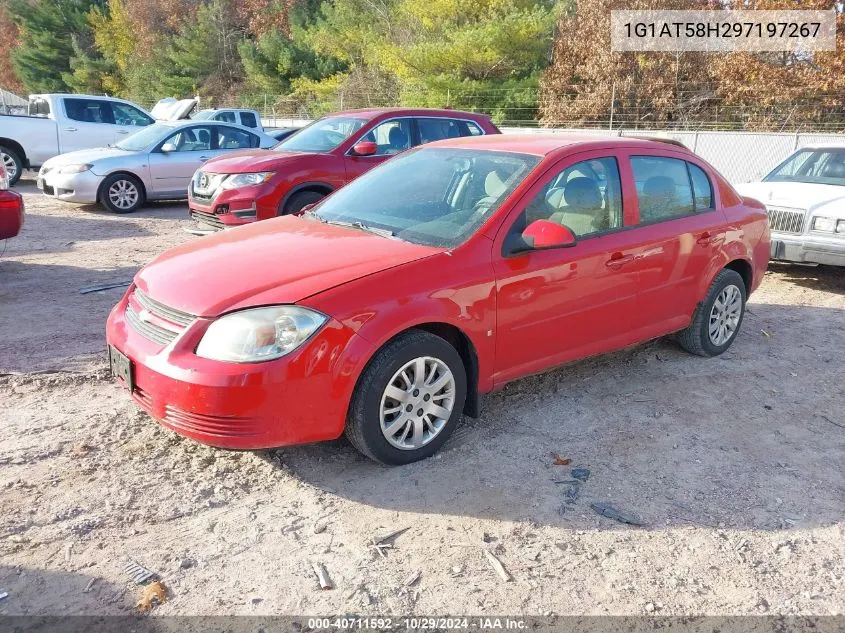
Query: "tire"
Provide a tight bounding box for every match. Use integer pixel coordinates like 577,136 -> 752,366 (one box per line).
346,330 -> 467,465
99,173 -> 145,214
676,269 -> 747,357
281,190 -> 325,216
1,145 -> 23,186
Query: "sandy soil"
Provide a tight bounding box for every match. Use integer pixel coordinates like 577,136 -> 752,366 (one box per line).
1,179 -> 843,617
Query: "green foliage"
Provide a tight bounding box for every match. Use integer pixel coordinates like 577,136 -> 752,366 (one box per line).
8,0 -> 105,93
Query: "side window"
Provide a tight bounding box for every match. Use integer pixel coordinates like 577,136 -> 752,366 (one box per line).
161,126 -> 213,152
517,157 -> 624,238
460,121 -> 484,136
213,111 -> 237,124
360,119 -> 412,156
631,156 -> 695,223
417,118 -> 462,144
239,112 -> 258,128
688,163 -> 713,210
217,126 -> 259,149
111,102 -> 153,127
64,98 -> 113,124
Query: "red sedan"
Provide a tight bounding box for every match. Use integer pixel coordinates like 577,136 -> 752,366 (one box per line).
0,162 -> 24,240
107,135 -> 770,465
186,108 -> 499,233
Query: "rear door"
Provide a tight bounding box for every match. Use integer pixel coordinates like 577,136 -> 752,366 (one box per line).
621,151 -> 727,336
59,98 -> 117,153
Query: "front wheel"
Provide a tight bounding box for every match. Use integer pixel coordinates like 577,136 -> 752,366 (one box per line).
100,173 -> 145,214
345,330 -> 467,465
676,269 -> 747,357
281,190 -> 325,216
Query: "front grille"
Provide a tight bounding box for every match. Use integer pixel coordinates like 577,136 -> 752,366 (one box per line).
134,288 -> 194,327
190,210 -> 224,231
125,288 -> 195,345
767,206 -> 806,234
125,304 -> 179,345
191,172 -> 227,202
163,405 -> 263,438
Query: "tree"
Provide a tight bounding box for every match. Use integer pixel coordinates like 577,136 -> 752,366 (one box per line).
0,3 -> 24,93
8,0 -> 105,93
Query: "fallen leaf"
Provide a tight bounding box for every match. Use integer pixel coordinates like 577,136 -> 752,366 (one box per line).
551,452 -> 571,466
137,581 -> 168,613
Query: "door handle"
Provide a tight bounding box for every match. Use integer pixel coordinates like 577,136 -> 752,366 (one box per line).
116,130 -> 129,135
696,231 -> 712,246
199,156 -> 210,162
605,253 -> 635,269
64,127 -> 78,132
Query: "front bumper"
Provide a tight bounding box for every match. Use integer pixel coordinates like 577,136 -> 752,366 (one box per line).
37,169 -> 102,204
188,184 -> 278,232
770,232 -> 845,267
105,288 -> 373,449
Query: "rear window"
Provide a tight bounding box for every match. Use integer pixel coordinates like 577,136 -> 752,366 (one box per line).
29,97 -> 51,117
240,112 -> 258,128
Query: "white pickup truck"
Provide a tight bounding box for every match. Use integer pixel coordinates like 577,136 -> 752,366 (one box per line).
0,93 -> 157,185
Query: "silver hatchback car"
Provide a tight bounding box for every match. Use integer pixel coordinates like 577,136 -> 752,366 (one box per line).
37,120 -> 278,213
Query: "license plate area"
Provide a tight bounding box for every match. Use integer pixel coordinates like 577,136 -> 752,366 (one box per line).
108,345 -> 134,392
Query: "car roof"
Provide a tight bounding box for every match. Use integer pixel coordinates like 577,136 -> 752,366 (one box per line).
325,107 -> 489,120
422,134 -> 696,157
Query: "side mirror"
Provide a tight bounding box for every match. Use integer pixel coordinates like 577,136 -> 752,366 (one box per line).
351,141 -> 378,157
504,219 -> 576,256
161,143 -> 177,153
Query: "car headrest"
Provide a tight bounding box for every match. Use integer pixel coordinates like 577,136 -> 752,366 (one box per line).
822,161 -> 845,178
484,170 -> 506,198
388,126 -> 408,149
563,177 -> 601,210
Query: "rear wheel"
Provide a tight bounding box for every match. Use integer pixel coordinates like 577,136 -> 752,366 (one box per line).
1,146 -> 23,186
100,173 -> 145,214
676,269 -> 746,357
281,190 -> 325,216
345,330 -> 467,465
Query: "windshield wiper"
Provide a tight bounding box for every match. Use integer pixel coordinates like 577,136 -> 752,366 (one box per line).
308,215 -> 396,239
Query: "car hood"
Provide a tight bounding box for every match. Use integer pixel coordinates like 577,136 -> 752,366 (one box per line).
735,181 -> 845,213
42,147 -> 135,168
135,216 -> 443,317
202,149 -> 312,173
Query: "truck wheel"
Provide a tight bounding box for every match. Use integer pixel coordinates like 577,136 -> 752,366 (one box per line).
99,173 -> 145,214
1,146 -> 23,186
345,330 -> 467,465
281,190 -> 324,216
676,269 -> 746,357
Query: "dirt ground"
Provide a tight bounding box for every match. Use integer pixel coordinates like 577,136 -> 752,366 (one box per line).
1,178 -> 843,618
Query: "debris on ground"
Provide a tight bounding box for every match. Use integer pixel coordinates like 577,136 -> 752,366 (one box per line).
370,527 -> 409,557
562,482 -> 580,505
79,280 -> 133,295
313,562 -> 333,590
571,468 -> 591,482
403,571 -> 421,587
591,502 -> 647,527
136,581 -> 168,613
0,591 -> 8,601
82,578 -> 96,593
483,549 -> 512,582
551,452 -> 572,465
313,522 -> 328,534
123,560 -> 158,584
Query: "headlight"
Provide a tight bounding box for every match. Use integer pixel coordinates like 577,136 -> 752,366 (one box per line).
220,172 -> 275,189
196,306 -> 327,363
58,163 -> 93,174
812,216 -> 836,232
836,220 -> 845,234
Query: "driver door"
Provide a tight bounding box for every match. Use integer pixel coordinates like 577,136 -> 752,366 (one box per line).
490,150 -> 646,385
146,125 -> 215,196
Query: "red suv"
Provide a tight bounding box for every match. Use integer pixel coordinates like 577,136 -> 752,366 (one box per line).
108,135 -> 769,465
187,108 -> 499,233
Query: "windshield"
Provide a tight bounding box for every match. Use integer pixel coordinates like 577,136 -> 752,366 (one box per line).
276,116 -> 367,153
765,149 -> 845,186
116,123 -> 172,151
307,148 -> 541,248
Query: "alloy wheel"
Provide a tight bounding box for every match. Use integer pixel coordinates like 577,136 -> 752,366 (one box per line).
379,356 -> 456,450
108,179 -> 139,210
2,152 -> 17,182
708,284 -> 743,346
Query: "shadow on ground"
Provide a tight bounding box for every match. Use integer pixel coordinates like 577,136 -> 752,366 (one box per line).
266,302 -> 845,532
